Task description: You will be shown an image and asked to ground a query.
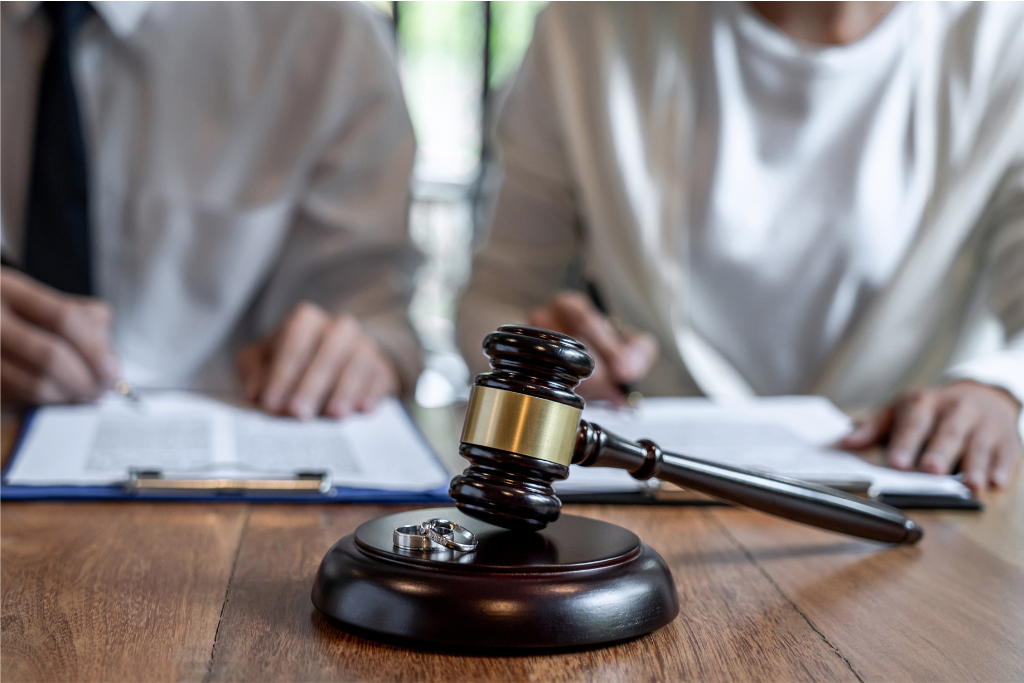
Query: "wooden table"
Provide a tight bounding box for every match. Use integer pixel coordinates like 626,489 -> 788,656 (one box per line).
2,408 -> 1023,682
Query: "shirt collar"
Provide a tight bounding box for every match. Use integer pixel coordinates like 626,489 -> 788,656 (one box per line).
92,1 -> 150,37
3,1 -> 151,37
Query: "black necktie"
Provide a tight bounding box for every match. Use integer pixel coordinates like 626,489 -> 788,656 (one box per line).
23,1 -> 93,295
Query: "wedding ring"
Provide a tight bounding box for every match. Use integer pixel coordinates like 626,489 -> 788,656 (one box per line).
419,518 -> 478,553
393,524 -> 451,551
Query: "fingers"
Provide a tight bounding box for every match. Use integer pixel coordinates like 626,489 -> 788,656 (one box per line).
323,340 -> 398,418
617,328 -> 659,381
69,299 -> 118,380
959,431 -> 995,493
1,269 -> 117,382
530,304 -> 625,403
959,432 -> 1022,492
529,291 -> 660,402
886,392 -> 938,470
918,401 -> 974,475
259,304 -> 327,414
868,382 -> 1021,492
288,316 -> 359,420
235,340 -> 270,403
0,357 -> 70,405
548,292 -> 632,378
991,441 -> 1021,489
840,406 -> 893,449
527,307 -> 557,334
0,305 -> 103,400
355,362 -> 398,413
325,341 -> 378,419
238,303 -> 400,420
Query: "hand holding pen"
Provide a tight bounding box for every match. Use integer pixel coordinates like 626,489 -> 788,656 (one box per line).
0,268 -> 120,406
527,289 -> 657,406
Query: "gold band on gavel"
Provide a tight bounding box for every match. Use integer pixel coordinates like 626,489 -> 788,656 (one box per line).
460,386 -> 582,466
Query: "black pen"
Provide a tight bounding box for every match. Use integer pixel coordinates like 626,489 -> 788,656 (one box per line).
585,281 -> 642,406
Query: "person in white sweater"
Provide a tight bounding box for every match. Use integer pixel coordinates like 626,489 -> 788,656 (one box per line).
457,2 -> 1024,491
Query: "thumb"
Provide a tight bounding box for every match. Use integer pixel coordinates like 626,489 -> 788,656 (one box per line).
527,308 -> 557,332
611,331 -> 658,382
839,406 -> 894,450
66,299 -> 119,383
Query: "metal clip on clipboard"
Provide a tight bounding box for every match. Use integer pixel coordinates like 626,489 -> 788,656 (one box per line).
125,469 -> 333,494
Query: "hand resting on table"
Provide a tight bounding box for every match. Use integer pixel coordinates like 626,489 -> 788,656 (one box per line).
841,380 -> 1023,493
236,302 -> 399,421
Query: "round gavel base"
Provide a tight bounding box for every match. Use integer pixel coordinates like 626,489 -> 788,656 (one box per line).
311,507 -> 680,649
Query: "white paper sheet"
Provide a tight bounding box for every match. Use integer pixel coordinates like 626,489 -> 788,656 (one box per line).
6,392 -> 449,492
555,396 -> 972,499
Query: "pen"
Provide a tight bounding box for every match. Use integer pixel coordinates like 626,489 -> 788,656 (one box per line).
586,281 -> 643,407
114,379 -> 142,403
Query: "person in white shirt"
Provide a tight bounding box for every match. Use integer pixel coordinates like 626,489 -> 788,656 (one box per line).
1,2 -> 421,420
457,2 -> 1024,491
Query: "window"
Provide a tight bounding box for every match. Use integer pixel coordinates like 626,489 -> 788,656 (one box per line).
375,1 -> 547,406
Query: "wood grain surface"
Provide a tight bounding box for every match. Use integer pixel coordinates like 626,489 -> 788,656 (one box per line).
1,503 -> 247,682
711,507 -> 1024,682
1,414 -> 20,468
206,505 -> 857,682
2,414 -> 1023,682
934,472 -> 1024,570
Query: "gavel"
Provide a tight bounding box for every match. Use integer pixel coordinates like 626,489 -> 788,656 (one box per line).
449,325 -> 922,545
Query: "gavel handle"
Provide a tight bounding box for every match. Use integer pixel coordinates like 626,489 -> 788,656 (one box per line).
573,420 -> 922,545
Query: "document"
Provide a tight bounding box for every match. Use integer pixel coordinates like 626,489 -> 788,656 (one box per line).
5,392 -> 449,492
556,396 -> 972,500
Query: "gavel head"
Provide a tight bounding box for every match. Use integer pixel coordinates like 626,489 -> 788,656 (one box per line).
448,325 -> 595,531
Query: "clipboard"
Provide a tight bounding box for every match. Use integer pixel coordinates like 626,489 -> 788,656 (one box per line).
0,407 -> 453,504
0,399 -> 982,510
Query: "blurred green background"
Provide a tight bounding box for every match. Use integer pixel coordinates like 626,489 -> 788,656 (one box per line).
364,1 -> 548,407
489,1 -> 547,89
392,0 -> 546,182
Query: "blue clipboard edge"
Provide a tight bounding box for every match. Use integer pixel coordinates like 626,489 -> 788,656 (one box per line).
0,404 -> 983,510
1,404 -> 454,504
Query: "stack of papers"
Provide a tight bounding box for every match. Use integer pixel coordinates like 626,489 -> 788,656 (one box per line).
3,392 -> 973,506
4,392 -> 450,494
556,396 -> 973,502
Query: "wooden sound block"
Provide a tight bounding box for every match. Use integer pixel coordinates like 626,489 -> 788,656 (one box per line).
311,507 -> 679,649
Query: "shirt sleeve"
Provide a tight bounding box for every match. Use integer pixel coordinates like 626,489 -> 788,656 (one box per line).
945,163 -> 1024,441
455,9 -> 583,376
247,6 -> 423,394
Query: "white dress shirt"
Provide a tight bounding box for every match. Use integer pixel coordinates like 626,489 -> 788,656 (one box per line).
2,1 -> 422,393
458,2 -> 1024,427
